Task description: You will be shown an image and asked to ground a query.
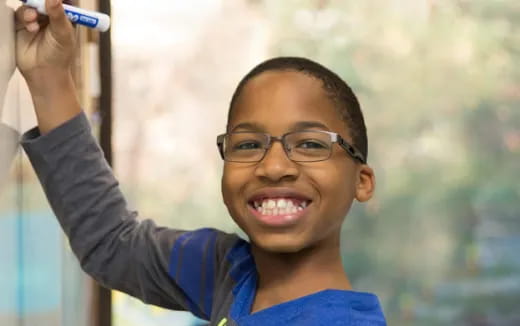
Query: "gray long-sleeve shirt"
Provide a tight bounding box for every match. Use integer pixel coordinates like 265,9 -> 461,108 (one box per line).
20,111 -> 386,326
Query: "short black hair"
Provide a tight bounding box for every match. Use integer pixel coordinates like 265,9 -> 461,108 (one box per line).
227,56 -> 368,161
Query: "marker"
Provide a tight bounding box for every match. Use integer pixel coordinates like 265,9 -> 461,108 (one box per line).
21,0 -> 111,32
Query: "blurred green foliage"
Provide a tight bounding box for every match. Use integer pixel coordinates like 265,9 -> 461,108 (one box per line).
260,0 -> 520,324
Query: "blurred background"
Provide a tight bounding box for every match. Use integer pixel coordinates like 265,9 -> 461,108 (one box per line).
1,0 -> 519,325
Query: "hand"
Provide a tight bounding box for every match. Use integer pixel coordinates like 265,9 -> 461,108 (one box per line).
14,0 -> 77,87
13,0 -> 82,136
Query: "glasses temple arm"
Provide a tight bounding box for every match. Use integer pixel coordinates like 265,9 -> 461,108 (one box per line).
338,138 -> 366,164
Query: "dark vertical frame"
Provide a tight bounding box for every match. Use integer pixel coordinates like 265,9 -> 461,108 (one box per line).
94,0 -> 112,326
98,0 -> 113,167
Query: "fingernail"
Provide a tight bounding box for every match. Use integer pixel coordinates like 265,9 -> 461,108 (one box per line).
24,8 -> 34,21
27,22 -> 39,32
53,0 -> 61,6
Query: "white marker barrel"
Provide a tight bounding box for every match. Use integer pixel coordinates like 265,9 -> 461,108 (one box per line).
22,0 -> 111,32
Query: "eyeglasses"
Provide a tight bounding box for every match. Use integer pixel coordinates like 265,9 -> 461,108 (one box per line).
216,130 -> 366,163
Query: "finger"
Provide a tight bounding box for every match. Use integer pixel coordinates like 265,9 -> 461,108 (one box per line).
14,6 -> 45,32
45,0 -> 73,37
27,15 -> 51,33
14,5 -> 31,31
23,7 -> 38,23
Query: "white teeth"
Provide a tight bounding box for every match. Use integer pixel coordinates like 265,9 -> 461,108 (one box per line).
276,199 -> 287,208
258,206 -> 300,216
252,198 -> 310,215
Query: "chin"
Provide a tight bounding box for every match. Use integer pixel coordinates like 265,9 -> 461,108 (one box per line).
251,234 -> 309,254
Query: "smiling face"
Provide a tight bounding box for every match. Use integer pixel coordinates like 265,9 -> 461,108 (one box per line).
222,70 -> 374,253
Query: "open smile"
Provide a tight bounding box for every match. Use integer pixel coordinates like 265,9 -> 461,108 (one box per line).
247,191 -> 313,227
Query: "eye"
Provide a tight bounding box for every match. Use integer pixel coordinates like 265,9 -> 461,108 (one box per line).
233,141 -> 263,150
296,140 -> 328,149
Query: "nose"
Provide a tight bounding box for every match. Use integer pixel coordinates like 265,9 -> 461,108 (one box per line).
254,140 -> 299,182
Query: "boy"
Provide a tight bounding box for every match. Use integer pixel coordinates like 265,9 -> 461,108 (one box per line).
15,0 -> 386,325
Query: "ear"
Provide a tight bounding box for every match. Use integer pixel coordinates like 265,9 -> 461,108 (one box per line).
355,164 -> 375,202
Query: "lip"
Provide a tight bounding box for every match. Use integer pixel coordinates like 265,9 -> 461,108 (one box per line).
246,187 -> 313,227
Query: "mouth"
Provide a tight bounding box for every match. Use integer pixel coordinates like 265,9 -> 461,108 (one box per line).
247,190 -> 312,227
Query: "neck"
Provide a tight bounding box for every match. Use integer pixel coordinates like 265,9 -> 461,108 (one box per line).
250,236 -> 351,313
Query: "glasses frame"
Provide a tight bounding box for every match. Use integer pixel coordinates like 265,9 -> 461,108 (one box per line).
216,130 -> 366,164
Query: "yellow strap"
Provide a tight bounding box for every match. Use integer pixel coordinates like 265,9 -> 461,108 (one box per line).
217,317 -> 228,326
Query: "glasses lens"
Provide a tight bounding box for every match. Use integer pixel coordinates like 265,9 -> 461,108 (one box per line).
285,131 -> 332,161
224,132 -> 267,162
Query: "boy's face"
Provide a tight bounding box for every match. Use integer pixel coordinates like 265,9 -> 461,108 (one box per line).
222,70 -> 373,253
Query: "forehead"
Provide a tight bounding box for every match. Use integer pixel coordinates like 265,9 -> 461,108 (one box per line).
230,70 -> 347,134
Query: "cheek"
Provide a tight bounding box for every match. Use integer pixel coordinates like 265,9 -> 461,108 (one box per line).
221,164 -> 255,232
221,165 -> 233,208
309,162 -> 357,212
221,164 -> 250,208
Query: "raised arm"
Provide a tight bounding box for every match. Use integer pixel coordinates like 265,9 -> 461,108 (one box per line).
15,0 -> 240,320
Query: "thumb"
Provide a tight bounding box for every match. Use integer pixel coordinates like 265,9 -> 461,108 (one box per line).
45,0 -> 73,37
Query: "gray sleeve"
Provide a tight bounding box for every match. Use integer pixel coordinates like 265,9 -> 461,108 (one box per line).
20,111 -> 240,319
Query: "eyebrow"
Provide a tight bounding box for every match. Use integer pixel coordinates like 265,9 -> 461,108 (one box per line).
231,122 -> 265,132
231,121 -> 331,132
291,121 -> 330,131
